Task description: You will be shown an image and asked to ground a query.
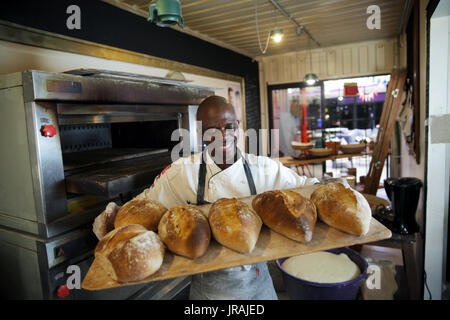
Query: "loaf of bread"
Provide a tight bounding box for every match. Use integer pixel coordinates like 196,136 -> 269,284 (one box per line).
252,190 -> 317,243
94,224 -> 165,283
310,182 -> 372,236
158,204 -> 211,259
114,198 -> 167,231
208,198 -> 262,253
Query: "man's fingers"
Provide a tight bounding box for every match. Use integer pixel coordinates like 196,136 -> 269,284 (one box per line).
93,213 -> 107,240
105,202 -> 118,214
93,202 -> 121,240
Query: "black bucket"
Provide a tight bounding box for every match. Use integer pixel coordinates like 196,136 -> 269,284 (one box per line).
276,247 -> 368,300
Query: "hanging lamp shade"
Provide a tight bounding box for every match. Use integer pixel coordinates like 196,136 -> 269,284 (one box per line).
270,28 -> 283,43
304,73 -> 319,85
148,0 -> 184,28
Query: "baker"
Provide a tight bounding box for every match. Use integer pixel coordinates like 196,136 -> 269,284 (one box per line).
93,95 -> 319,300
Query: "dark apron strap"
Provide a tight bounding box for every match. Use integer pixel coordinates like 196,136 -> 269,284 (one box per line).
196,152 -> 256,205
242,154 -> 257,196
196,159 -> 208,205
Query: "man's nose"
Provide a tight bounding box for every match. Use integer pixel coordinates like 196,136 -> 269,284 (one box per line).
220,128 -> 236,140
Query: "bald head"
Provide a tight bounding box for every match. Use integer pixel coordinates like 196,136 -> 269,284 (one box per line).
197,95 -> 236,123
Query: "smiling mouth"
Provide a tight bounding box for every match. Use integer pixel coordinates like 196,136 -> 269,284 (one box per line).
218,140 -> 235,152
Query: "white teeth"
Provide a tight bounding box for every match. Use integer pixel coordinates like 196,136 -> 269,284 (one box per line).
220,141 -> 233,151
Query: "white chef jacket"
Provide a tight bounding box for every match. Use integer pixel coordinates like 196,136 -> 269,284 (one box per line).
137,151 -> 318,206
136,151 -> 319,300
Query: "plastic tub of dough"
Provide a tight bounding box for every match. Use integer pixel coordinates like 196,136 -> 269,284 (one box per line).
276,247 -> 368,300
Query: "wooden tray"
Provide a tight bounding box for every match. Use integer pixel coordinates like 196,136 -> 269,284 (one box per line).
82,186 -> 391,291
291,142 -> 314,150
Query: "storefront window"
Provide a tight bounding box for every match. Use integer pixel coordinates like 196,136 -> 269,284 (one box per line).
323,75 -> 390,130
269,74 -> 390,158
270,84 -> 322,157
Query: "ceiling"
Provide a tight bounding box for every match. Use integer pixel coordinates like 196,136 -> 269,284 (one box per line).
103,0 -> 410,58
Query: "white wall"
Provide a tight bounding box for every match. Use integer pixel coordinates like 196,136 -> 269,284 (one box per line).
395,0 -> 430,300
0,39 -> 245,150
425,0 -> 450,300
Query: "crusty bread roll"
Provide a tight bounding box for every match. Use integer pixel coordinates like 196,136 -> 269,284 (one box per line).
158,204 -> 211,259
94,224 -> 165,283
252,190 -> 317,243
310,182 -> 372,236
114,198 -> 167,231
208,198 -> 262,253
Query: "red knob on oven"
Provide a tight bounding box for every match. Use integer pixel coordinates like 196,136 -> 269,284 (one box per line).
57,285 -> 70,298
41,125 -> 57,138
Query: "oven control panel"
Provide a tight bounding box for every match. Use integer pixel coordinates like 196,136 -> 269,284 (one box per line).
45,227 -> 98,269
52,232 -> 97,263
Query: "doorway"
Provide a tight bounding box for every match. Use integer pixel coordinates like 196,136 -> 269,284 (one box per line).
268,82 -> 323,158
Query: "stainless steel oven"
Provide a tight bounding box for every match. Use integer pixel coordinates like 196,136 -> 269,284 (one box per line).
0,70 -> 212,299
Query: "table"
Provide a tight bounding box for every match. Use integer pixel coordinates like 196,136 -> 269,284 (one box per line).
279,152 -> 373,177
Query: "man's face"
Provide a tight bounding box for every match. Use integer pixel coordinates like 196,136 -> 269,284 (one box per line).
198,105 -> 239,165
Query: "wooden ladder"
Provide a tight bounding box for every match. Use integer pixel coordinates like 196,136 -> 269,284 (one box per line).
364,68 -> 407,195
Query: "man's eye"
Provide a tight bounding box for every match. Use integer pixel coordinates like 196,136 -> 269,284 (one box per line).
205,128 -> 221,136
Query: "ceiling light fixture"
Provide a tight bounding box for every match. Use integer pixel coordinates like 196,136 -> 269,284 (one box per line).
270,28 -> 283,43
304,34 -> 319,86
255,1 -> 283,54
305,73 -> 319,86
265,0 -> 319,84
269,0 -> 320,46
148,0 -> 184,28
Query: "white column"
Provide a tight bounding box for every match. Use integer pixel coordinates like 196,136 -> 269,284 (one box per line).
425,1 -> 450,300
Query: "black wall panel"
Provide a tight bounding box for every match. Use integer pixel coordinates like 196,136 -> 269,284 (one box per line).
0,0 -> 261,134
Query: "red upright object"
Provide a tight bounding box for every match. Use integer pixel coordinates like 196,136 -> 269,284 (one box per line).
301,87 -> 308,142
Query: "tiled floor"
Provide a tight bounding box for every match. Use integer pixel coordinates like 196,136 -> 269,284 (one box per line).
359,245 -> 409,300
360,245 -> 403,266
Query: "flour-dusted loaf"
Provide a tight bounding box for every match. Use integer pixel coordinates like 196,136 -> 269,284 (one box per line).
158,204 -> 211,259
252,190 -> 317,243
114,198 -> 167,231
208,198 -> 262,253
94,224 -> 165,283
310,182 -> 372,236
